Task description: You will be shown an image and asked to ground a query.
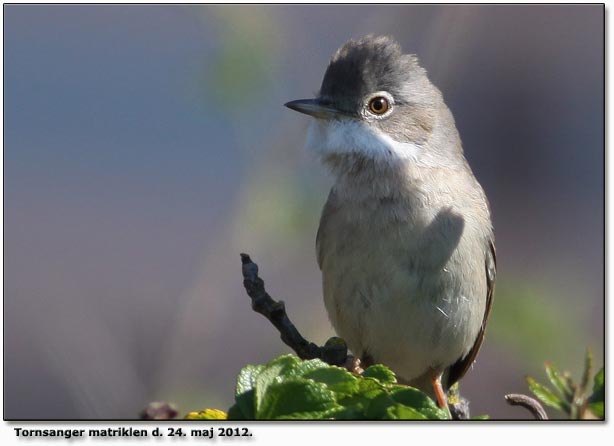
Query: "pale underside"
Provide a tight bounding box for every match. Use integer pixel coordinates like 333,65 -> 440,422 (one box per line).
310,117 -> 493,390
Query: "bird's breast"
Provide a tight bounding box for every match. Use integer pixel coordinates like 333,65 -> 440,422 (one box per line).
316,189 -> 487,382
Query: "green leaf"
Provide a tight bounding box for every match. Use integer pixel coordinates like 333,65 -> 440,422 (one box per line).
334,378 -> 385,416
589,367 -> 604,403
303,366 -> 359,396
527,376 -> 568,413
233,389 -> 256,419
266,354 -> 302,373
364,391 -> 398,419
346,378 -> 385,401
254,355 -> 300,412
385,403 -> 429,420
326,405 -> 368,420
227,402 -> 247,420
587,367 -> 604,418
226,354 -> 464,420
545,362 -> 574,399
587,401 -> 604,419
389,387 -> 448,419
233,363 -> 265,419
362,364 -> 397,384
256,378 -> 338,419
236,364 -> 264,396
355,377 -> 387,396
361,385 -> 442,420
283,358 -> 330,379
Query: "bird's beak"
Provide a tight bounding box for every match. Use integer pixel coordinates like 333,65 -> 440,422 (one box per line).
284,99 -> 341,119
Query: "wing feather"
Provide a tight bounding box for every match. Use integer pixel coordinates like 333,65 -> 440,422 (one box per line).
445,239 -> 496,389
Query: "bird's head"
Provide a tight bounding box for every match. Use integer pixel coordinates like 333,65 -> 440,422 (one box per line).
286,35 -> 460,169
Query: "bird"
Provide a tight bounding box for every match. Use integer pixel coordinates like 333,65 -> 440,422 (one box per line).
284,35 -> 496,410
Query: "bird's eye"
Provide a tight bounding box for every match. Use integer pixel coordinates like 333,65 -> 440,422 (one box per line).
368,96 -> 390,115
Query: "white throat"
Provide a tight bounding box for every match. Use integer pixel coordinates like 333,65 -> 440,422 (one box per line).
305,118 -> 423,163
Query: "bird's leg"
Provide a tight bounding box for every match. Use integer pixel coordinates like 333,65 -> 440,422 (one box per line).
430,369 -> 448,409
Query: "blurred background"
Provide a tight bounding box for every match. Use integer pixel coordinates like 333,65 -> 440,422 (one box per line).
4,4 -> 604,420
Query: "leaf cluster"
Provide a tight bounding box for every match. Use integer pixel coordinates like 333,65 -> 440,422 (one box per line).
189,354 -> 449,420
526,350 -> 604,419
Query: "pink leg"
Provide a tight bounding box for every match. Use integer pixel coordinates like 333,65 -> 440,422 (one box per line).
430,369 -> 448,409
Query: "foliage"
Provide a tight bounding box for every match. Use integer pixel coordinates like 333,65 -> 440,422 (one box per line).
526,349 -> 604,419
184,350 -> 604,421
189,354 -> 449,420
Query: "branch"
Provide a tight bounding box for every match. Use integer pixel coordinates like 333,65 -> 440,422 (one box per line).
504,393 -> 549,420
240,253 -> 348,366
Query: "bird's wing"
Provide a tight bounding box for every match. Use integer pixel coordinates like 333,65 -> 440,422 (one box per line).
445,239 -> 496,389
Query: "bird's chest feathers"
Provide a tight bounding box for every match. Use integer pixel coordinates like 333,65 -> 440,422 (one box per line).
317,182 -> 473,327
318,186 -> 465,278
317,189 -> 480,375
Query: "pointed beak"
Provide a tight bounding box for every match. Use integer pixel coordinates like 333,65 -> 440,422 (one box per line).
284,99 -> 342,119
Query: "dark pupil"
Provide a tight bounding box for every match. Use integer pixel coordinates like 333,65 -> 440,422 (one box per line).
372,98 -> 385,111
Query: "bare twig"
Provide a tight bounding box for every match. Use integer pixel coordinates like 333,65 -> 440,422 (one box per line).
505,394 -> 548,420
240,253 -> 348,365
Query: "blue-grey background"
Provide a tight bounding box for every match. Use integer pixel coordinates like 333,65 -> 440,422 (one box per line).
4,4 -> 604,419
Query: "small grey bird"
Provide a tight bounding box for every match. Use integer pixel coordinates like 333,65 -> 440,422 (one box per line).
285,35 -> 495,409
